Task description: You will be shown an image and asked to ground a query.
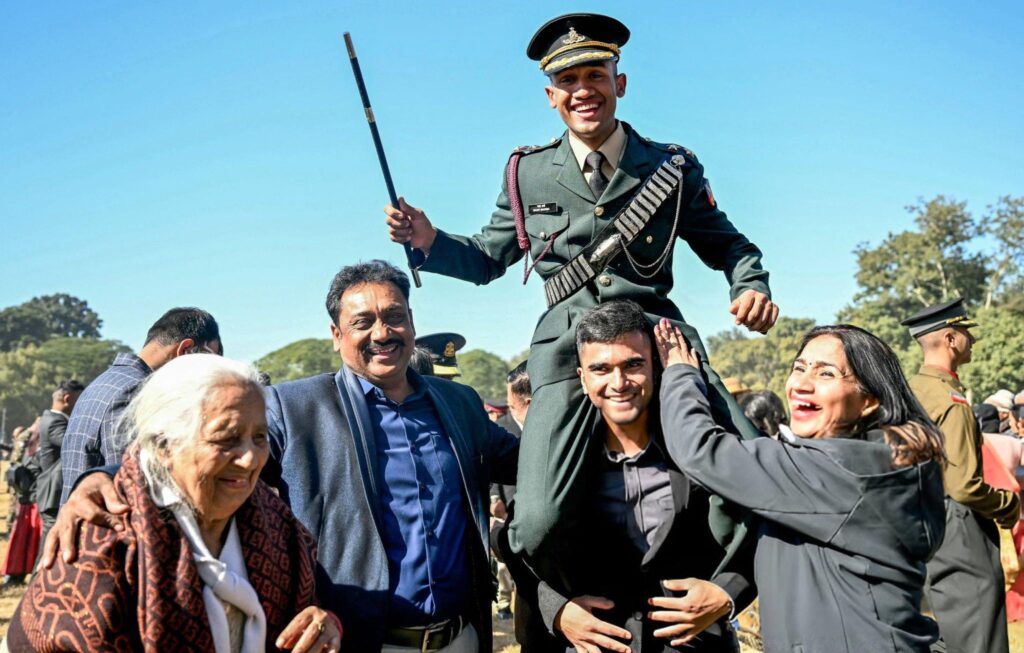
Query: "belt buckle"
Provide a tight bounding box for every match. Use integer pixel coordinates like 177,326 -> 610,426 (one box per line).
421,618 -> 450,653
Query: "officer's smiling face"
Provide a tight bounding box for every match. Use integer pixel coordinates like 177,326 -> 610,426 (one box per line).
577,330 -> 655,427
331,281 -> 415,388
546,61 -> 626,147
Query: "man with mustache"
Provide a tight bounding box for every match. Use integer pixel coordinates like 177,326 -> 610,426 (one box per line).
50,260 -> 520,653
385,13 -> 776,579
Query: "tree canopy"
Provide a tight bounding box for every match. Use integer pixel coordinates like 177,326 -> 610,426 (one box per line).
254,338 -> 337,384
456,349 -> 509,402
0,337 -> 130,430
0,293 -> 102,352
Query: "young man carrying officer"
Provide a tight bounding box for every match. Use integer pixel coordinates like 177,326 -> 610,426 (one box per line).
385,12 -> 777,590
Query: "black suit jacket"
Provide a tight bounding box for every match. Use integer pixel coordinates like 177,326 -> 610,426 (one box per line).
35,409 -> 69,515
501,428 -> 755,653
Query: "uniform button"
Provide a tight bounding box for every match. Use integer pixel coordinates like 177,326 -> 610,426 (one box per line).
539,230 -> 547,239
645,235 -> 654,244
598,275 -> 611,287
594,206 -> 605,217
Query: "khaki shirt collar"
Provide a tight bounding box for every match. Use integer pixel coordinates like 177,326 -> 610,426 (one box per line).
918,364 -> 964,390
568,121 -> 626,176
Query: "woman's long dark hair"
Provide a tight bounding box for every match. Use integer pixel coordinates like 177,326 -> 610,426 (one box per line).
797,325 -> 945,467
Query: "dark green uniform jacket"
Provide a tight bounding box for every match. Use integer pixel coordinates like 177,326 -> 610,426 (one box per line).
415,122 -> 770,389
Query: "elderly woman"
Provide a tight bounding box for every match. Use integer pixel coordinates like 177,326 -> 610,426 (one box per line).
5,355 -> 340,653
654,322 -> 946,653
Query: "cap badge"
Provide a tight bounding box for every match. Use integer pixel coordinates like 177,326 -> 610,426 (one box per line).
562,27 -> 586,45
444,342 -> 456,357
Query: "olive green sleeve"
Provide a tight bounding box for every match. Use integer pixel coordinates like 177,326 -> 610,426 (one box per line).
677,157 -> 770,302
941,402 -> 1021,527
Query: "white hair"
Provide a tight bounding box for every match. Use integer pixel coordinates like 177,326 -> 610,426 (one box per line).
118,354 -> 264,499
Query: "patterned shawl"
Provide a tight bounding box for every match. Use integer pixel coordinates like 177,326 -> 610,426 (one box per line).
7,452 -> 319,652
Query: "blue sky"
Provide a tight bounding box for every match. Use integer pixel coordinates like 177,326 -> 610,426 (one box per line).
3,1 -> 1022,362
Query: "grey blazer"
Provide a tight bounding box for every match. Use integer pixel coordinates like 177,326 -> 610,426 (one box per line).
263,366 -> 519,652
659,365 -> 945,653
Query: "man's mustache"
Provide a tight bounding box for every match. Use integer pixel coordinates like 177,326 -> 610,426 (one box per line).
363,339 -> 404,354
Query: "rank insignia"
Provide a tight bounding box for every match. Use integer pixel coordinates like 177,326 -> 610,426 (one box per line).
704,180 -> 716,208
444,341 -> 456,358
950,391 -> 969,405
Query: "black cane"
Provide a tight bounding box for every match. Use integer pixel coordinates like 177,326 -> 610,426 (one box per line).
343,32 -> 422,287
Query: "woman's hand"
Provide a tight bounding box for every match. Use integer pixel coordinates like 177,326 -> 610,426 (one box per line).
276,606 -> 342,653
655,319 -> 700,370
648,578 -> 733,648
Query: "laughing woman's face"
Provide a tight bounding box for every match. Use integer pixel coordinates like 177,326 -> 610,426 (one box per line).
785,336 -> 878,439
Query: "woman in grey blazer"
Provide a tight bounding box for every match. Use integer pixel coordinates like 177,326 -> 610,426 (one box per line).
654,322 -> 946,653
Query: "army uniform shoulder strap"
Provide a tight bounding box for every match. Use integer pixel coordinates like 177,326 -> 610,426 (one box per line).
507,138 -> 562,283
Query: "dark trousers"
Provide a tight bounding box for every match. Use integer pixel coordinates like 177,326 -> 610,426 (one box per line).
36,511 -> 56,572
926,499 -> 1009,653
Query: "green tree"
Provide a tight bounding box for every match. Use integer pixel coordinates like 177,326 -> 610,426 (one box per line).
0,294 -> 103,352
0,337 -> 130,430
254,338 -> 337,383
983,196 -> 1024,307
959,303 -> 1024,400
456,349 -> 509,401
707,316 -> 817,397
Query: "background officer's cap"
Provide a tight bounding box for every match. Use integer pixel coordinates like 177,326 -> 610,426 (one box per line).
415,332 -> 466,378
900,298 -> 979,338
527,13 -> 630,76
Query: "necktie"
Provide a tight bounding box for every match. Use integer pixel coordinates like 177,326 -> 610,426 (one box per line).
586,150 -> 609,199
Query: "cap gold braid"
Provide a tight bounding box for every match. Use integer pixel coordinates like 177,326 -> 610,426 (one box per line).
540,40 -> 621,71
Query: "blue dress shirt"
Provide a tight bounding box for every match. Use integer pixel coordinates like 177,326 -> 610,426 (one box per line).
359,373 -> 473,626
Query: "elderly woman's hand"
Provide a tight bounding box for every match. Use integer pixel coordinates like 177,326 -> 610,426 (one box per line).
655,319 -> 700,370
276,606 -> 342,653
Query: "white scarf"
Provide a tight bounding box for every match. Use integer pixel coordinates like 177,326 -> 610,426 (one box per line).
142,453 -> 267,653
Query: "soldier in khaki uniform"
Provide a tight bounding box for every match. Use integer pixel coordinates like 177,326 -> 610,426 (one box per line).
903,298 -> 1020,653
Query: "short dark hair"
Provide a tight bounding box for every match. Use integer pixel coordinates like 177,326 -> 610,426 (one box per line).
325,260 -> 411,325
973,403 -> 1000,433
739,390 -> 787,438
575,300 -> 651,355
409,346 -> 435,376
507,360 -> 531,399
144,308 -> 221,351
798,325 -> 944,466
56,379 -> 85,394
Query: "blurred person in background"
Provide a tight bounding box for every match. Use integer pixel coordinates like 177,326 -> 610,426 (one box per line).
738,390 -> 787,440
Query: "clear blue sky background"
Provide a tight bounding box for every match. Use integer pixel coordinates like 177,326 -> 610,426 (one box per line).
3,2 -> 1022,363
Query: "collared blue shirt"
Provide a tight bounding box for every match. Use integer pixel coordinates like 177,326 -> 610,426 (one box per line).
60,352 -> 152,504
359,372 -> 473,626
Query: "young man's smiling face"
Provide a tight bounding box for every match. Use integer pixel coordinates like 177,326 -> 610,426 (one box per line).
545,60 -> 626,147
577,330 -> 655,428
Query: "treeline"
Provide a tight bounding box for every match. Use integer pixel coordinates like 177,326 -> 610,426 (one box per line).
0,294 -> 129,431
710,195 -> 1024,401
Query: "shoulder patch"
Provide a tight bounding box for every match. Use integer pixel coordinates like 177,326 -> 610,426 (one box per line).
950,391 -> 969,405
512,138 -> 561,156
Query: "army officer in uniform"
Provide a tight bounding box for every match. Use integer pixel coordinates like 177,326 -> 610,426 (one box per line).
385,14 -> 779,570
904,298 -> 1020,653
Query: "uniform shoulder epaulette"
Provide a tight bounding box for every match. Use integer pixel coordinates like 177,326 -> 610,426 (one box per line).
512,137 -> 562,156
642,136 -> 696,160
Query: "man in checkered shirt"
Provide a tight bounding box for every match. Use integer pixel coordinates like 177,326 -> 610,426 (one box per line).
59,307 -> 223,505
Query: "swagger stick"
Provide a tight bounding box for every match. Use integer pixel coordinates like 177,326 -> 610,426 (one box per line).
343,32 -> 422,287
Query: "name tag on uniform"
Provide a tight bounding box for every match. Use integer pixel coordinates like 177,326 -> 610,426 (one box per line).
529,202 -> 559,215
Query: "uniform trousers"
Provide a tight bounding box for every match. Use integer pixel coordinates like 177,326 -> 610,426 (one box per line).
926,499 -> 1008,653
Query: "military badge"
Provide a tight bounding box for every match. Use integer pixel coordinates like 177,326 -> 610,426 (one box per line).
950,391 -> 969,405
444,341 -> 456,358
